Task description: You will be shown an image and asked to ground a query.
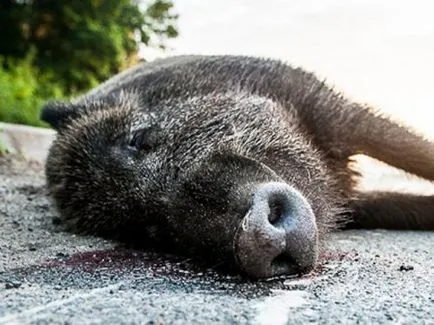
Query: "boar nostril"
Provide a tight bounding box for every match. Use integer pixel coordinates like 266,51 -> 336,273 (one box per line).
271,253 -> 298,274
268,197 -> 284,225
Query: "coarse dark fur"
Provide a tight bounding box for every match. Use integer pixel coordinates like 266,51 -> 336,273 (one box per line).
41,55 -> 434,278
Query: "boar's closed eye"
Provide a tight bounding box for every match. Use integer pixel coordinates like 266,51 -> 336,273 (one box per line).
129,126 -> 161,151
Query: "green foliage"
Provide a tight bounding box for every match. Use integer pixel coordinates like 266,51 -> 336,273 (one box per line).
0,52 -> 64,127
0,128 -> 9,156
0,0 -> 178,94
0,0 -> 178,127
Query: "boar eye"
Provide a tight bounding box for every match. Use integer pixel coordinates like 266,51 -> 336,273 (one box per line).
129,127 -> 159,152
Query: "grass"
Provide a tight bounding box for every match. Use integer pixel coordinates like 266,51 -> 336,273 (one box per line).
0,128 -> 10,156
0,53 -> 64,128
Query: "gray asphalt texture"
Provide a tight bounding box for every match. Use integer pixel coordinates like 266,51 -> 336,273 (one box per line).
0,155 -> 433,325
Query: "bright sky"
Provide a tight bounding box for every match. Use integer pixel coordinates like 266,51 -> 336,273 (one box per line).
141,0 -> 434,137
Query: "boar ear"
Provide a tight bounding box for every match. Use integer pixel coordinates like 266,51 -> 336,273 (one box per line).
40,101 -> 83,131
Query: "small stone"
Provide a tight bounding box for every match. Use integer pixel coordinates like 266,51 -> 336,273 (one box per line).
56,252 -> 69,259
5,280 -> 22,289
28,244 -> 37,251
399,265 -> 414,271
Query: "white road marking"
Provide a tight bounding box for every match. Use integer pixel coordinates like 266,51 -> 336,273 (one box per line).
253,289 -> 308,325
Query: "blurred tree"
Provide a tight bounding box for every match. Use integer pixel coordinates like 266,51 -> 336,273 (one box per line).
0,0 -> 178,94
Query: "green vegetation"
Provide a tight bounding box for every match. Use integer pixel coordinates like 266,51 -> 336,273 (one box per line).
0,143 -> 7,157
0,127 -> 10,156
0,0 -> 178,127
0,51 -> 63,127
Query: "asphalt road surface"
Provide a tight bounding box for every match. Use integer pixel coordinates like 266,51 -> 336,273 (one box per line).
0,156 -> 433,325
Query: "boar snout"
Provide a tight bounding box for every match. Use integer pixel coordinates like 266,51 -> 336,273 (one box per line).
234,182 -> 318,278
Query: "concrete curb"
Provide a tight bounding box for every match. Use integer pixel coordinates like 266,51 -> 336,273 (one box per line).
0,122 -> 55,163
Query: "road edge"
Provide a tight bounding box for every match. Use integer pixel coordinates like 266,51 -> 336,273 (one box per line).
0,122 -> 55,163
